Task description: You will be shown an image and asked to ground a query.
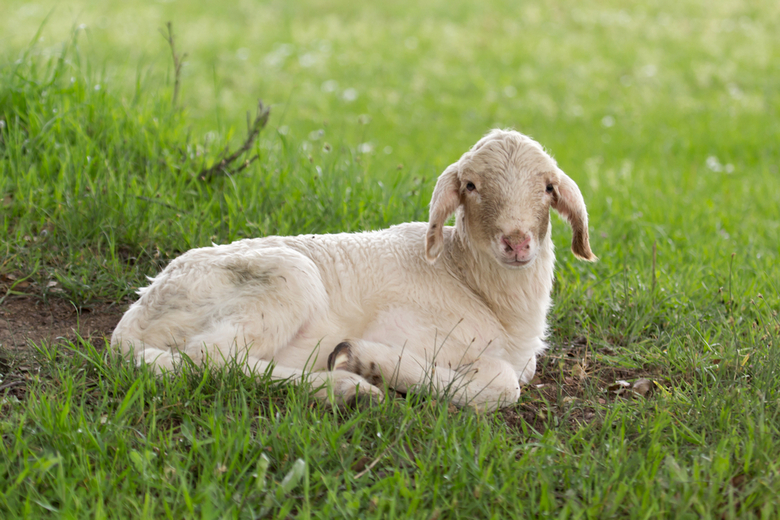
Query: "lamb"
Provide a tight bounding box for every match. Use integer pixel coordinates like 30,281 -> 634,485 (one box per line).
111,129 -> 596,411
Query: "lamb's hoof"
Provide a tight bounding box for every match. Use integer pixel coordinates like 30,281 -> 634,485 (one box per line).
326,371 -> 385,409
327,341 -> 384,387
328,341 -> 353,371
347,386 -> 384,409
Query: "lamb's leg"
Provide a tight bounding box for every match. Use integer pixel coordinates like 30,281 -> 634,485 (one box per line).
113,243 -> 383,406
328,340 -> 521,411
187,343 -> 383,407
254,359 -> 385,407
112,244 -> 331,369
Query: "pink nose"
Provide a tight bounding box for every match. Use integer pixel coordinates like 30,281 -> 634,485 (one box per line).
501,233 -> 532,254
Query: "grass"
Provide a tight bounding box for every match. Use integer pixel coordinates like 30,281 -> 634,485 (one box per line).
1,0 -> 779,517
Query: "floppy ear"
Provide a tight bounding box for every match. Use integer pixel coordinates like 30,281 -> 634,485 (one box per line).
552,171 -> 597,261
425,162 -> 461,263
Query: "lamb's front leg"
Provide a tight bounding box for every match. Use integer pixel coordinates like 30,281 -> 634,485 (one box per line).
328,340 -> 521,411
186,347 -> 384,407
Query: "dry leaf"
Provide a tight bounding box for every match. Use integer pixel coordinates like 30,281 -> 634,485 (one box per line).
631,378 -> 653,398
571,363 -> 588,380
352,456 -> 371,472
730,473 -> 747,489
608,380 -> 631,394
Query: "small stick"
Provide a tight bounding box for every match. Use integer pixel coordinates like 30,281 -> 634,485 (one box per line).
354,423 -> 409,479
197,100 -> 271,180
651,241 -> 657,306
0,380 -> 25,392
728,252 -> 735,307
161,22 -> 187,110
132,195 -> 185,213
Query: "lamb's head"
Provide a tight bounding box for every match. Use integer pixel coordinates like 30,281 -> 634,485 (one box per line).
425,129 -> 596,268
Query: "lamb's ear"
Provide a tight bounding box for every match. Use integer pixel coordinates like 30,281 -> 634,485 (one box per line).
425,162 -> 461,263
552,171 -> 597,261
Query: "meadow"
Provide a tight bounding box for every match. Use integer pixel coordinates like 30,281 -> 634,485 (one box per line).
0,0 -> 779,517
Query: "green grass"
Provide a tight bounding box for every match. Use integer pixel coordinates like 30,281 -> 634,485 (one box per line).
1,0 -> 780,517
2,336 -> 777,518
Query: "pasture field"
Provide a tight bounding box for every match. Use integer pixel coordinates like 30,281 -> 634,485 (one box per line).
1,0 -> 779,517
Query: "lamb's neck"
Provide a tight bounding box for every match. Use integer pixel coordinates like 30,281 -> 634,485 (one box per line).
443,228 -> 555,329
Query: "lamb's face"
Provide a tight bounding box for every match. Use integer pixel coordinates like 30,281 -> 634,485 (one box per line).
425,129 -> 596,267
458,133 -> 560,269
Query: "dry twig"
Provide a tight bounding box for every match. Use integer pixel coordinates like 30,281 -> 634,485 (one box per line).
161,22 -> 187,109
354,422 -> 410,479
197,100 -> 271,180
0,380 -> 25,393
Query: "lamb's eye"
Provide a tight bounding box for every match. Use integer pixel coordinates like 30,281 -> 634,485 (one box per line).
466,182 -> 476,192
545,184 -> 554,194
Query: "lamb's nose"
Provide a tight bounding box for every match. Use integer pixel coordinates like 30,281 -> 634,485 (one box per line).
501,233 -> 532,253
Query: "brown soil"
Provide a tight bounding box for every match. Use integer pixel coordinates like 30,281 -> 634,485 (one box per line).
0,296 -> 124,351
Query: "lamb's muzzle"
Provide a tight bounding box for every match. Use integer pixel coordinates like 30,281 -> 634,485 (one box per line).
111,128 -> 596,411
499,231 -> 534,265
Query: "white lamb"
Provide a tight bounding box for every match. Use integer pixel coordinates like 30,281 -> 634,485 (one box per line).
111,129 -> 596,411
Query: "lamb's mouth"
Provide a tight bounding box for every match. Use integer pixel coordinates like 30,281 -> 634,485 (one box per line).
500,257 -> 533,268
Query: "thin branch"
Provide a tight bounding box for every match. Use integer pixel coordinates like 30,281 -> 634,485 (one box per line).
197,100 -> 271,180
0,380 -> 25,393
651,240 -> 657,307
161,22 -> 187,110
132,195 -> 186,213
354,422 -> 410,479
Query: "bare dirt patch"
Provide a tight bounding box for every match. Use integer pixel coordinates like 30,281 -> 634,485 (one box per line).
0,296 -> 123,351
0,296 -> 125,402
501,337 -> 665,432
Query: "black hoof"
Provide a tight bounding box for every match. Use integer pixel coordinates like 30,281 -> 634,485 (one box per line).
327,341 -> 352,371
